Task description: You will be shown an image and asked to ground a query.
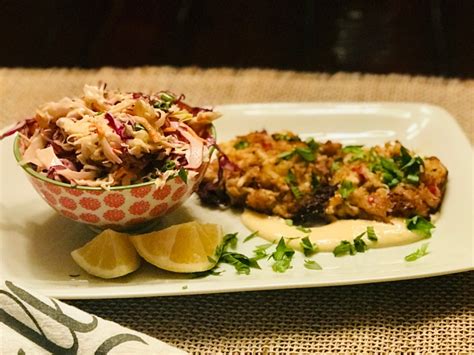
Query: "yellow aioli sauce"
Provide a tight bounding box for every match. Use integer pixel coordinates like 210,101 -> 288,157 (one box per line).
241,209 -> 426,252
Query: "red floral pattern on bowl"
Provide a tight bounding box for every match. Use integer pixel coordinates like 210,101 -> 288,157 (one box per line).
26,172 -> 202,230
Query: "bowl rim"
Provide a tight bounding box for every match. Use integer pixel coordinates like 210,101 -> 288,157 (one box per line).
13,133 -> 212,191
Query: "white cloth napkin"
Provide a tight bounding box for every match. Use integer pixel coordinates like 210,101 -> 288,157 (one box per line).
0,280 -> 186,354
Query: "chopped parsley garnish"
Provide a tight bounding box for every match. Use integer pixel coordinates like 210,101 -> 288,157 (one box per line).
233,140 -> 249,150
253,243 -> 273,260
221,252 -> 261,275
222,232 -> 238,250
353,232 -> 368,253
285,170 -> 302,200
404,243 -> 429,262
333,240 -> 356,257
371,145 -> 424,187
305,138 -> 319,152
332,227 -> 378,256
160,160 -> 176,172
296,225 -> 312,233
406,216 -> 435,238
272,133 -> 301,142
133,123 -> 145,131
178,168 -> 188,184
285,219 -> 294,226
295,147 -> 315,162
366,226 -> 378,241
304,259 -> 322,270
182,285 -> 188,290
338,180 -> 355,199
243,231 -> 259,242
342,145 -> 366,161
271,238 -> 295,273
278,150 -> 295,160
300,236 -> 318,256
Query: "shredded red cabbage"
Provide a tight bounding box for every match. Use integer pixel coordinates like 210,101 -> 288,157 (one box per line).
105,113 -> 130,139
0,118 -> 35,140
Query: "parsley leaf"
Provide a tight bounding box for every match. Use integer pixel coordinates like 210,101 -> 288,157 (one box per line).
333,240 -> 356,257
296,225 -> 312,233
366,226 -> 378,241
272,133 -> 301,142
300,236 -> 318,256
304,259 -> 322,270
404,243 -> 430,262
306,138 -> 319,153
295,147 -> 315,162
271,238 -> 295,273
253,243 -> 273,260
353,232 -> 368,253
342,145 -> 366,161
222,232 -> 238,250
339,180 -> 355,199
178,168 -> 188,184
278,150 -> 295,160
221,252 -> 261,275
406,216 -> 435,238
286,170 -> 302,200
160,160 -> 176,172
233,140 -> 249,150
243,231 -> 259,242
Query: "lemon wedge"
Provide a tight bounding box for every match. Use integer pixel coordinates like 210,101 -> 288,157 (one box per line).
71,229 -> 141,279
130,221 -> 223,273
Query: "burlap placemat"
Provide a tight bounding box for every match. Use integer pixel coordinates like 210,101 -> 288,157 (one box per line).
0,67 -> 472,353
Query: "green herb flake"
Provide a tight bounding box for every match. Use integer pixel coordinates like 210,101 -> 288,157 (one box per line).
342,145 -> 366,161
160,160 -> 176,172
285,170 -> 302,200
333,240 -> 356,257
233,140 -> 249,150
182,285 -> 188,290
366,226 -> 378,241
339,180 -> 355,199
178,168 -> 188,184
223,232 -> 238,250
243,231 -> 259,242
278,150 -> 295,160
406,216 -> 435,238
253,243 -> 273,260
300,236 -> 318,256
271,238 -> 295,273
295,147 -> 315,162
285,219 -> 294,226
306,138 -> 319,153
353,232 -> 368,253
404,243 -> 430,262
304,259 -> 322,270
296,225 -> 312,234
221,252 -> 261,275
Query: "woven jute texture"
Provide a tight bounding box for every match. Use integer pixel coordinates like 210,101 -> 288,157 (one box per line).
0,67 -> 473,354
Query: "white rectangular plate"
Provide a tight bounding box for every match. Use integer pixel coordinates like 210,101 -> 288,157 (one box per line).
0,103 -> 472,299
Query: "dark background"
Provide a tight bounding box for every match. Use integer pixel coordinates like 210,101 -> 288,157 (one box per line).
1,0 -> 473,77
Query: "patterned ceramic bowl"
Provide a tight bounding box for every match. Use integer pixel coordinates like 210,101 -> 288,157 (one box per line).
14,135 -> 208,231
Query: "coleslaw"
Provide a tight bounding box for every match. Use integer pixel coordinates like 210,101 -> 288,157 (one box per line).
2,84 -> 220,188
